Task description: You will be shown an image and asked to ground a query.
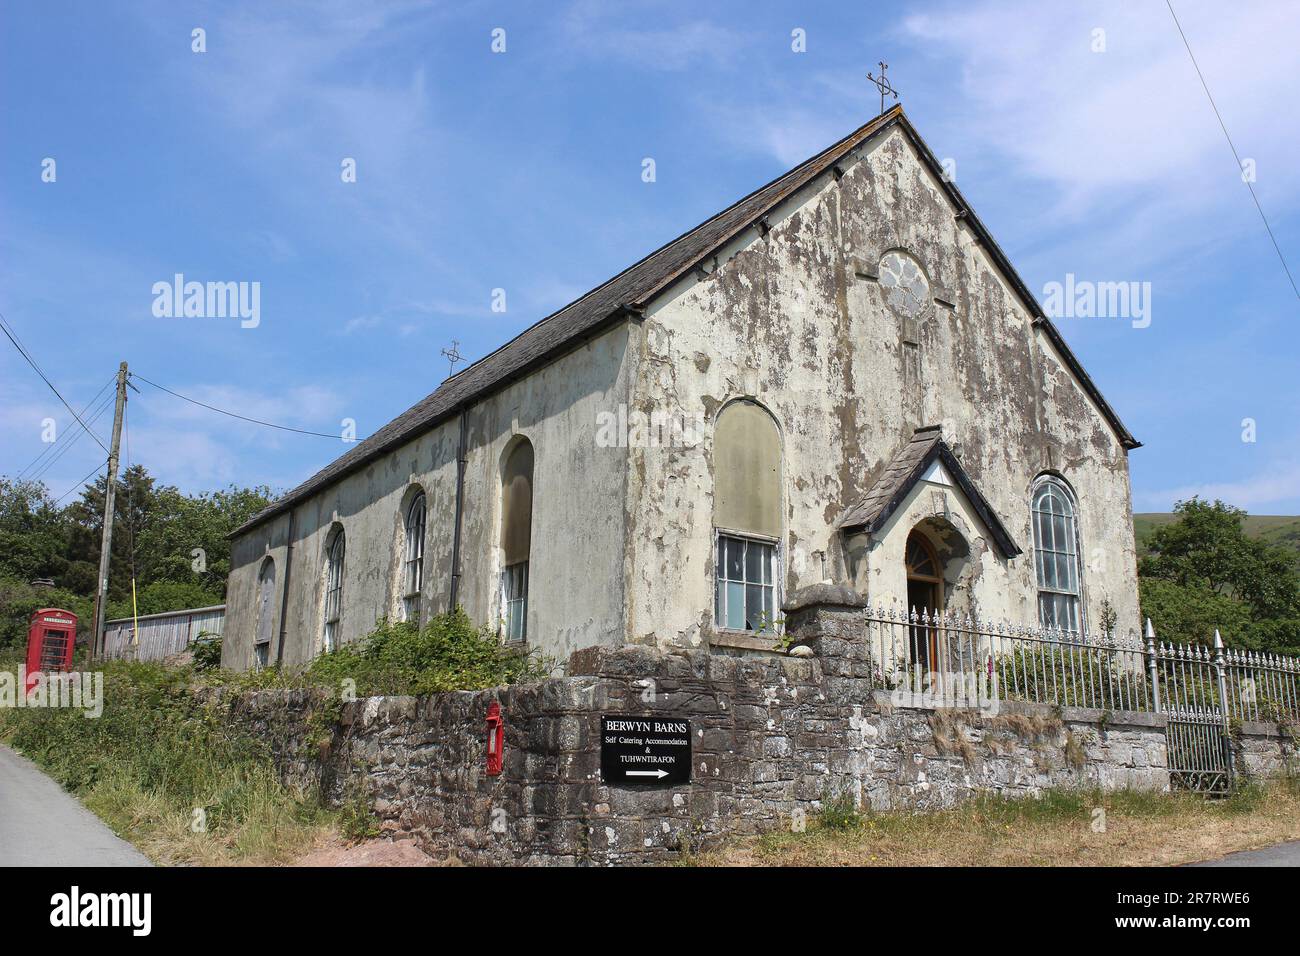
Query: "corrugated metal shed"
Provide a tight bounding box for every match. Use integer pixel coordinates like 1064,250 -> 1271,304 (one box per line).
102,604 -> 225,662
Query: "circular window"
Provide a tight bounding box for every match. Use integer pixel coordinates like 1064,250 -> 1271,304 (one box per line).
878,250 -> 930,318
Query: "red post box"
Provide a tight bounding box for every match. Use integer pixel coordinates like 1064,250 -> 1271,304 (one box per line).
26,608 -> 78,692
485,700 -> 504,776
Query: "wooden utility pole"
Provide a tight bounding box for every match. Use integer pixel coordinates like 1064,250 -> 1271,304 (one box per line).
90,362 -> 128,661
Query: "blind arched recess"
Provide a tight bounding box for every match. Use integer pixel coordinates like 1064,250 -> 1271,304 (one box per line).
501,440 -> 534,565
714,400 -> 781,538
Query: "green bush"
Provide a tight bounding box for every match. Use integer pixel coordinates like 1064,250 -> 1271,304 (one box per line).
995,644 -> 1150,710
106,580 -> 222,622
191,632 -> 222,671
301,607 -> 551,696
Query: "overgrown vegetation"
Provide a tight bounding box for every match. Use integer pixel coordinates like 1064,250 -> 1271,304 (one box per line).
0,659 -> 331,865
818,786 -> 863,830
300,609 -> 551,696
0,608 -> 548,864
191,632 -> 222,671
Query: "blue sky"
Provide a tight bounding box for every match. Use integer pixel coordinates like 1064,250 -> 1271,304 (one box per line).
2,0 -> 1297,513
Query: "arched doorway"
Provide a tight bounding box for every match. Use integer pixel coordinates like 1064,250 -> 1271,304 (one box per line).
905,531 -> 943,679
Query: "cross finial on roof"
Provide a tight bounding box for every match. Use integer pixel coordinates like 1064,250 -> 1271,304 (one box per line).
866,61 -> 899,115
440,339 -> 464,378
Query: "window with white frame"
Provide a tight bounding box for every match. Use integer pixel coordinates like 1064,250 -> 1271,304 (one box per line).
501,560 -> 528,643
403,492 -> 426,624
323,529 -> 345,651
500,439 -> 533,643
1031,477 -> 1082,634
712,400 -> 783,634
715,533 -> 778,631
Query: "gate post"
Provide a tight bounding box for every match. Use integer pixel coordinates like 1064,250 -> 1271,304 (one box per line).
1213,630 -> 1235,788
1145,618 -> 1161,713
1213,630 -> 1231,725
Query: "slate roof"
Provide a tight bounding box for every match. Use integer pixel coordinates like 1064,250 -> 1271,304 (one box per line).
233,105 -> 1137,538
839,425 -> 1022,559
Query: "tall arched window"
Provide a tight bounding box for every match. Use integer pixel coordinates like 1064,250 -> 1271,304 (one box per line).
254,557 -> 275,669
1031,477 -> 1082,634
713,400 -> 782,632
500,439 -> 533,643
403,492 -> 426,624
323,528 -> 345,651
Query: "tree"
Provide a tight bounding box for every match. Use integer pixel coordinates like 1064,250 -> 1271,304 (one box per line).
1140,498 -> 1300,654
0,465 -> 277,648
0,478 -> 67,581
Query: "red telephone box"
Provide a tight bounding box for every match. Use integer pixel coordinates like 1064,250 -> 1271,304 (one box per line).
26,608 -> 78,691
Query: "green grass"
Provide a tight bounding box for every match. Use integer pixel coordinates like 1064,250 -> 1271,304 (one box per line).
0,659 -> 333,865
1135,513 -> 1300,558
691,779 -> 1300,867
0,608 -> 552,864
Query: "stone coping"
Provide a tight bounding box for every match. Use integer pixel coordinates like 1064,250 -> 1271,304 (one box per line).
708,631 -> 783,653
871,690 -> 1168,729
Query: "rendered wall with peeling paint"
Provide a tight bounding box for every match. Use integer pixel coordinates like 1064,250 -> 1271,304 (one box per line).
225,122 -> 1139,671
625,126 -> 1139,651
224,326 -> 634,669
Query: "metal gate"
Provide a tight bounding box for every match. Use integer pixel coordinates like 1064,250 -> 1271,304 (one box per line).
1166,715 -> 1233,796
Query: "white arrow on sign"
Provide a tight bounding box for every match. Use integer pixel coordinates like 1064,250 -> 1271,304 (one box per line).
626,769 -> 670,779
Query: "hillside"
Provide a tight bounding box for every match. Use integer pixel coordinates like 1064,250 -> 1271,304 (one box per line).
1134,513 -> 1300,559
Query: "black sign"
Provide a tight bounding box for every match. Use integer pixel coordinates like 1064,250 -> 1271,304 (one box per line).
600,715 -> 691,785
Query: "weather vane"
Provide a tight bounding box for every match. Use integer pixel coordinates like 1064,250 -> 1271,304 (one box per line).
440,339 -> 464,377
866,61 -> 899,115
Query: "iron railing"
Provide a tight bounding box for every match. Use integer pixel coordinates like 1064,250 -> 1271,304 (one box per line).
858,606 -> 1300,724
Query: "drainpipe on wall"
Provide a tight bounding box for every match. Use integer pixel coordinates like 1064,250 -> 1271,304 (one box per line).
448,407 -> 469,612
274,507 -> 295,665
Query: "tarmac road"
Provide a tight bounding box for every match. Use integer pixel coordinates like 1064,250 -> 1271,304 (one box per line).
0,743 -> 151,867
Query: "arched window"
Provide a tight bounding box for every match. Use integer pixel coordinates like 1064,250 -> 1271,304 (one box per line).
1032,477 -> 1082,634
713,400 -> 782,632
403,492 -> 426,624
254,557 -> 275,669
500,439 -> 533,643
323,528 -> 345,651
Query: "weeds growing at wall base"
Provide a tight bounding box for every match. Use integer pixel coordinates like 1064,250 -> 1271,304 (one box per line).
694,779 -> 1300,867
0,609 -> 551,864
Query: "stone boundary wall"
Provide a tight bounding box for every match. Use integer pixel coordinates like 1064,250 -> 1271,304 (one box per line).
201,640 -> 1296,866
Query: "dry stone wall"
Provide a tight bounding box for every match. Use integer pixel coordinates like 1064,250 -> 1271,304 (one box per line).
203,634 -> 1293,866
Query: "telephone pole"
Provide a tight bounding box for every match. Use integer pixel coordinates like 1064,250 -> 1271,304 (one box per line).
90,362 -> 128,661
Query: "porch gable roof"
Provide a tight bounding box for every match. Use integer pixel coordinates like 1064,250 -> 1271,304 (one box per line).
838,425 -> 1022,559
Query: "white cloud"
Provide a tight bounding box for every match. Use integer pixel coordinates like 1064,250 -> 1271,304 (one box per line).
560,2 -> 751,72
1137,461 -> 1300,512
897,0 -> 1300,256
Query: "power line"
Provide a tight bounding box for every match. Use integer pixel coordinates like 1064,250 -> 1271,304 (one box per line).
0,310 -> 111,453
19,384 -> 116,482
1165,0 -> 1299,300
54,460 -> 107,506
131,372 -> 348,440
27,391 -> 117,485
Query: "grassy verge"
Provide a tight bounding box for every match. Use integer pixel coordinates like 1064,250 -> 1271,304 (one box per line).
0,609 -> 550,866
0,655 -> 335,866
691,781 -> 1300,866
